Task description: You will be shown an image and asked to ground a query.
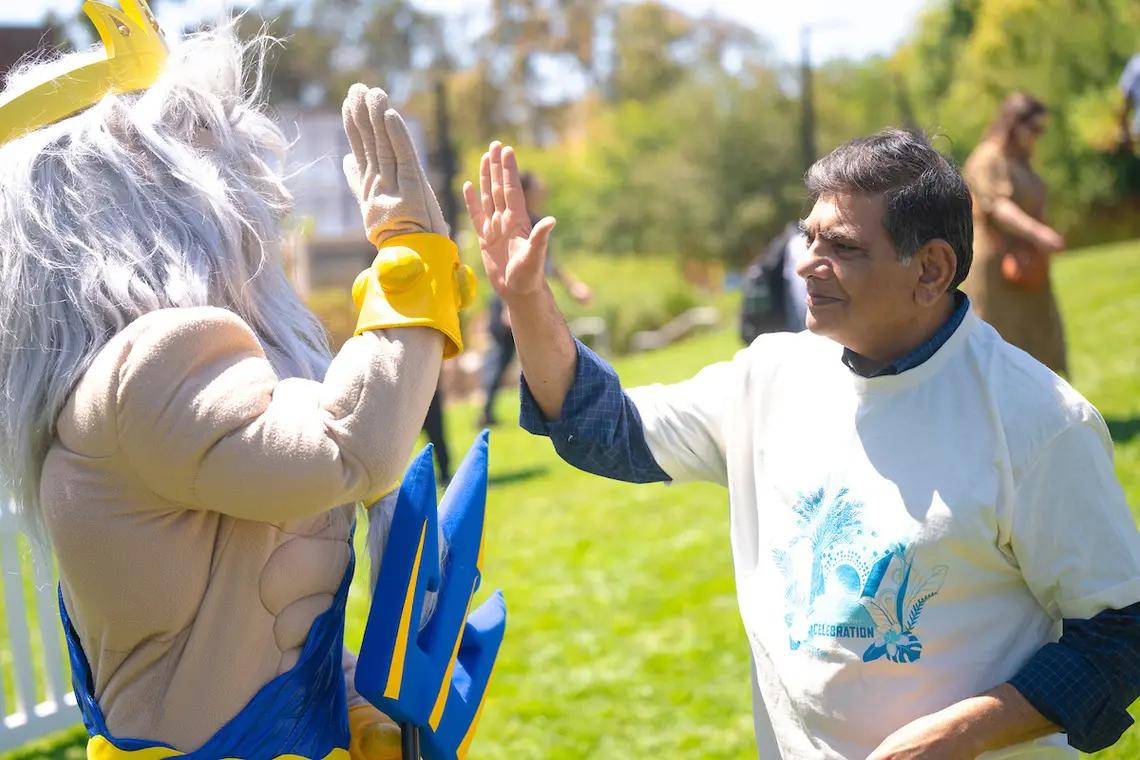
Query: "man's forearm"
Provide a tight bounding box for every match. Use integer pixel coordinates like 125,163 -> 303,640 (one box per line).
868,682 -> 1061,759
941,683 -> 1059,755
503,284 -> 578,420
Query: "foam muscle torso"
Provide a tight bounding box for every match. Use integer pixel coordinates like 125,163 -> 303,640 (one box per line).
40,306 -> 440,752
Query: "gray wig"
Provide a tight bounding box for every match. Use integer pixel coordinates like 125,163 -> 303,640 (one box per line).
0,26 -> 334,544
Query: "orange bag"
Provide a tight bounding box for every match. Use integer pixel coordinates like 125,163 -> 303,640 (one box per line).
1001,246 -> 1050,291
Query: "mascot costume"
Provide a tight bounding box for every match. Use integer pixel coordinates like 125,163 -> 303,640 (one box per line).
0,1 -> 505,758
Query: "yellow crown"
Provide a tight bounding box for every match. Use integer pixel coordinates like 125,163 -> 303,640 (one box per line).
0,0 -> 168,146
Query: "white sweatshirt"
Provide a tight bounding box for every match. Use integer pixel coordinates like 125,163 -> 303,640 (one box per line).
626,306 -> 1140,760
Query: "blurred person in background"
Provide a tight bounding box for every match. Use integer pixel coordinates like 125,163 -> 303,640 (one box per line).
961,93 -> 1069,376
740,222 -> 809,344
478,170 -> 593,427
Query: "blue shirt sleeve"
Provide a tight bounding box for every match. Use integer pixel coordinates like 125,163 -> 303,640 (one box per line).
518,339 -> 670,484
1008,601 -> 1140,753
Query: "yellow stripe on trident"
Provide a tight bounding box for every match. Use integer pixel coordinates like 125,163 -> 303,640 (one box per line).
384,520 -> 428,700
355,431 -> 507,760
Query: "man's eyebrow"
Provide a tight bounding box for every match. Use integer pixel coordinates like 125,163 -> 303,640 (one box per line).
799,220 -> 864,245
818,228 -> 862,243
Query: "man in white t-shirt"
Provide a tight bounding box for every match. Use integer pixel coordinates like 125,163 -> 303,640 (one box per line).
462,131 -> 1140,759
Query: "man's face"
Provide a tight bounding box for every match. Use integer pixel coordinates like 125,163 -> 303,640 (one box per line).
796,193 -> 923,359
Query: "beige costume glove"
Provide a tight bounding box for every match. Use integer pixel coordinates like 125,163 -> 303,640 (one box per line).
342,84 -> 476,357
342,84 -> 446,243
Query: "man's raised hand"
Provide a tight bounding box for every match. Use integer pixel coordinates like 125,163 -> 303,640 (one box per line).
463,142 -> 556,301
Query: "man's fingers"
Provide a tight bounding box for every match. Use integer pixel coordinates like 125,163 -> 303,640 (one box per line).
528,216 -> 556,257
463,181 -> 487,231
501,146 -> 528,218
479,152 -> 494,219
489,141 -> 506,212
383,108 -> 428,207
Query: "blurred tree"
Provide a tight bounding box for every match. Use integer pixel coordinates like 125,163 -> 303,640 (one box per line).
608,1 -> 690,103
552,0 -> 605,86
895,0 -> 1140,238
227,5 -> 339,107
136,0 -> 1140,261
813,57 -> 909,156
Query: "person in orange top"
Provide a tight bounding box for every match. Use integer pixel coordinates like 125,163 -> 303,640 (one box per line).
960,93 -> 1069,376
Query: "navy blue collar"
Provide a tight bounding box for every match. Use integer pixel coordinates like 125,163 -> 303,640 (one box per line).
842,292 -> 969,378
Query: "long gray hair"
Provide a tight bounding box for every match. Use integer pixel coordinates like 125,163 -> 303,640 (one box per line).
0,25 -> 334,545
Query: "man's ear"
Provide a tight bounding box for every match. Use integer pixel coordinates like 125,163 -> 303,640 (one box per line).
914,240 -> 957,306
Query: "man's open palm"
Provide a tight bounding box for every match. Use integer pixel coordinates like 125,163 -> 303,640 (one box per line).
463,142 -> 555,300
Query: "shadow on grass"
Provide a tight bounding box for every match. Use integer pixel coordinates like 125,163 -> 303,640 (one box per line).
1107,416 -> 1140,445
488,466 -> 549,488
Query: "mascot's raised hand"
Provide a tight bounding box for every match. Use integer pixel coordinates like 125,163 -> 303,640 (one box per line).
342,84 -> 448,243
342,84 -> 477,360
338,84 -> 482,759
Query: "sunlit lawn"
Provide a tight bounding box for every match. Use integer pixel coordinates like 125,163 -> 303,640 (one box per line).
5,239 -> 1140,759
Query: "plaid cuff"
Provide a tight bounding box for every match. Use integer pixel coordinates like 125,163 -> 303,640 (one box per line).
518,339 -> 668,483
519,339 -> 622,442
1009,604 -> 1140,753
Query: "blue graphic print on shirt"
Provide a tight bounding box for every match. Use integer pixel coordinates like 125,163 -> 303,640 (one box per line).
772,487 -> 948,663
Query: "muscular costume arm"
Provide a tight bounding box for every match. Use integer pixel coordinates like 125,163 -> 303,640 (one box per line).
112,306 -> 442,522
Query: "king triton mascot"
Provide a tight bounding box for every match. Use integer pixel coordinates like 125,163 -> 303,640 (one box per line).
0,1 -> 506,758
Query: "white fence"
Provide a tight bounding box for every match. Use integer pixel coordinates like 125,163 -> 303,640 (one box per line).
0,503 -> 79,753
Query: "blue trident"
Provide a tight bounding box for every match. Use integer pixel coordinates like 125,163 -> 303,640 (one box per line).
356,430 -> 507,760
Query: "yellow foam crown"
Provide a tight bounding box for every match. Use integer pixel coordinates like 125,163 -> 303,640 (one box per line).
0,0 -> 168,146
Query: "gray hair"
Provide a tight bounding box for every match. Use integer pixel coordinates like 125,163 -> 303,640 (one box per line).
805,129 -> 974,289
0,24 -> 334,545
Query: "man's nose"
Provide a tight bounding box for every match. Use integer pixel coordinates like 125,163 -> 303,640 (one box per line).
796,242 -> 829,280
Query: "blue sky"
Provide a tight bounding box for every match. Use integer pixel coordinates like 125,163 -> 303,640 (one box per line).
4,0 -> 933,64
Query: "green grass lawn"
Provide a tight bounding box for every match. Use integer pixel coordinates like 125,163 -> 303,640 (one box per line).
6,239 -> 1140,759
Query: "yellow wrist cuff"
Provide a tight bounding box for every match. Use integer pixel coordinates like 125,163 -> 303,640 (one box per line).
352,232 -> 477,359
